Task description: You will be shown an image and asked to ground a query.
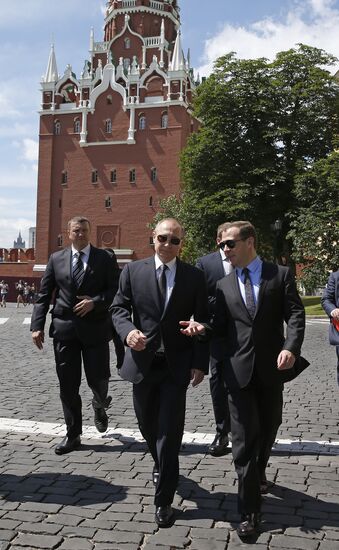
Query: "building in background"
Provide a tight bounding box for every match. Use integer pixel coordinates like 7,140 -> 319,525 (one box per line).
13,232 -> 25,249
34,0 -> 197,273
29,227 -> 36,250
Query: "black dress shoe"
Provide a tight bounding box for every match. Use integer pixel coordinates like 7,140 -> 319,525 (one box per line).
152,467 -> 159,486
155,505 -> 174,528
237,513 -> 261,538
94,407 -> 108,433
208,434 -> 230,456
55,435 -> 81,455
260,476 -> 274,494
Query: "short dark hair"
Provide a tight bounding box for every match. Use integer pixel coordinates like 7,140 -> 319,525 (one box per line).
229,221 -> 257,248
216,222 -> 232,239
67,216 -> 91,229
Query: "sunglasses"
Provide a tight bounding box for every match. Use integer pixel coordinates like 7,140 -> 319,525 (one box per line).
156,234 -> 181,245
219,239 -> 244,249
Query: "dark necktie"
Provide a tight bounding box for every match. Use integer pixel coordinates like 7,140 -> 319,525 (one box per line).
73,252 -> 85,288
242,267 -> 256,319
158,264 -> 168,310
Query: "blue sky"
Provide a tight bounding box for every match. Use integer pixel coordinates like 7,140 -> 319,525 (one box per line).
1,0 -> 338,247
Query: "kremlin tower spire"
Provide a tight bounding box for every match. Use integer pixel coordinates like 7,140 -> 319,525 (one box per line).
34,0 -> 198,268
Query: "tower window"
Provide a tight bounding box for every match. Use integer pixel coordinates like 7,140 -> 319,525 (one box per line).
107,95 -> 113,105
74,119 -> 81,133
61,171 -> 68,184
105,196 -> 112,208
123,58 -> 130,71
110,169 -> 117,183
124,38 -> 131,50
129,168 -> 136,183
92,169 -> 98,183
105,119 -> 112,133
161,112 -> 168,129
151,167 -> 157,183
149,196 -> 153,207
57,234 -> 63,247
54,121 -> 61,135
139,115 -> 146,130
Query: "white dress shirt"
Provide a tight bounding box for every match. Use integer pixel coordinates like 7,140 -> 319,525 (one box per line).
71,243 -> 91,273
154,254 -> 177,309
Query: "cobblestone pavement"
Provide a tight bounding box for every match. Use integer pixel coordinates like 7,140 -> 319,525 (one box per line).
0,304 -> 338,549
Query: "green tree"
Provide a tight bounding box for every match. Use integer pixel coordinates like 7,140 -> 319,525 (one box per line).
157,45 -> 339,265
288,150 -> 339,293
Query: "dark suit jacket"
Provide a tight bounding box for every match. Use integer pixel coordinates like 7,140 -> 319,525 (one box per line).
212,261 -> 305,390
196,250 -> 231,362
31,245 -> 120,346
111,256 -> 210,387
321,271 -> 339,315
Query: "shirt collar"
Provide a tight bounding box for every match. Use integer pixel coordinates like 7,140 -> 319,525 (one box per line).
236,256 -> 262,276
72,243 -> 91,257
154,254 -> 177,272
219,248 -> 229,262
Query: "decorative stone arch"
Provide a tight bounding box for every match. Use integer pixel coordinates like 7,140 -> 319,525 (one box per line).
89,64 -> 126,109
139,62 -> 168,89
108,14 -> 146,53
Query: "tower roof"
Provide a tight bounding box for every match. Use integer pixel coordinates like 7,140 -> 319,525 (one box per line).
170,30 -> 184,71
45,43 -> 58,83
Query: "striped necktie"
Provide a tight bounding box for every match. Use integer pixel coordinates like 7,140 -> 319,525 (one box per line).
73,251 -> 85,288
242,267 -> 256,319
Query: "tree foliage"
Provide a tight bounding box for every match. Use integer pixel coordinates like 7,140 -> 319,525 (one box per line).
156,45 -> 339,270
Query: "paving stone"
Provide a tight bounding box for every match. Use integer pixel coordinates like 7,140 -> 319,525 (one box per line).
13,533 -> 63,549
17,523 -> 63,535
93,529 -> 143,544
270,535 -> 319,549
58,538 -> 94,550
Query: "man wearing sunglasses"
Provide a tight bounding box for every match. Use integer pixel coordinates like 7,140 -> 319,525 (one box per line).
111,218 -> 209,528
180,221 -> 305,538
196,222 -> 233,457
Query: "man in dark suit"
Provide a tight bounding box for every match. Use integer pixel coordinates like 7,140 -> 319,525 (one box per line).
321,270 -> 339,385
31,216 -> 120,455
111,218 -> 209,528
180,221 -> 305,538
196,222 -> 232,456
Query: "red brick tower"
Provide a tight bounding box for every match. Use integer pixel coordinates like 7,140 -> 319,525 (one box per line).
34,0 -> 197,271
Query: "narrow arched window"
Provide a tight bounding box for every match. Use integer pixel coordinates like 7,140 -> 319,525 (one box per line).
105,196 -> 112,208
161,112 -> 168,129
91,169 -> 98,183
139,115 -> 146,130
57,235 -> 63,247
105,119 -> 112,133
74,119 -> 81,133
110,169 -> 117,183
124,38 -> 131,50
151,167 -> 157,183
129,168 -> 136,183
54,120 -> 61,135
61,171 -> 68,185
149,196 -> 153,207
123,58 -> 130,71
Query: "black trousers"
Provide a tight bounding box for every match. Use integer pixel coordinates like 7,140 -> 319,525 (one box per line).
209,358 -> 231,436
133,356 -> 186,507
228,374 -> 283,514
53,339 -> 110,439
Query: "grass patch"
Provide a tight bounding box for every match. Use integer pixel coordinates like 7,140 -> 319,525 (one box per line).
301,296 -> 325,316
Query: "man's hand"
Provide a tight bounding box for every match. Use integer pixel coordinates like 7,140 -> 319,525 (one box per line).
277,350 -> 296,371
126,329 -> 147,351
179,320 -> 206,336
190,369 -> 205,387
73,296 -> 94,317
331,308 -> 339,320
32,330 -> 44,350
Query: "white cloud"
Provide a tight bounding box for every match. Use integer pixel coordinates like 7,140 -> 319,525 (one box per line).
0,164 -> 38,189
197,0 -> 339,75
22,139 -> 39,163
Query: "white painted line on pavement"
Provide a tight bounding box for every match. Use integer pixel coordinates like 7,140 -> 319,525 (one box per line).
306,319 -> 328,324
23,317 -> 31,325
0,417 -> 338,455
0,318 -> 8,325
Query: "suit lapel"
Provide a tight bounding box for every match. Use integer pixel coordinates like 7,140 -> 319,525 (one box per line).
256,261 -> 271,315
145,257 -> 163,314
215,252 -> 225,280
81,244 -> 95,288
229,270 -> 251,320
162,257 -> 182,319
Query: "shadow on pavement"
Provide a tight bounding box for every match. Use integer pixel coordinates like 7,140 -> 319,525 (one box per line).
0,473 -> 126,505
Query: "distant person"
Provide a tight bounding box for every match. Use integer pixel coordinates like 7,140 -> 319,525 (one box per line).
0,281 -> 9,308
31,216 -> 120,455
28,283 -> 36,305
180,221 -> 306,538
111,218 -> 209,528
15,280 -> 24,307
23,282 -> 30,306
196,222 -> 232,457
321,270 -> 339,385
